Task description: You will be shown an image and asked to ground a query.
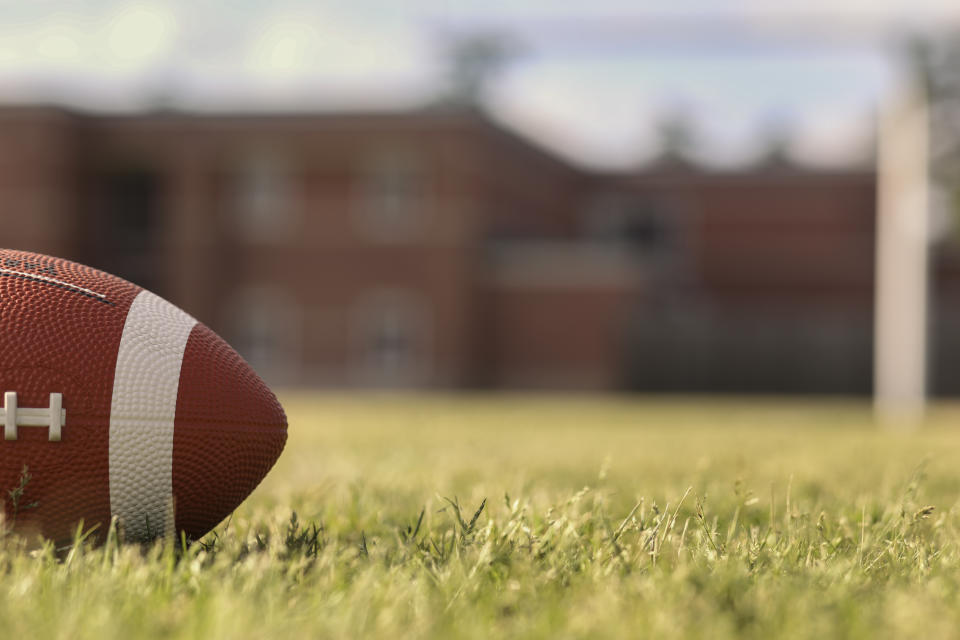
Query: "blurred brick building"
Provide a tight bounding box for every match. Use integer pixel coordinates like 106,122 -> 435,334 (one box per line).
1,103 -> 941,393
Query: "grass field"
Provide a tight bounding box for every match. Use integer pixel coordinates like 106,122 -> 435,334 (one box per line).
5,394 -> 960,639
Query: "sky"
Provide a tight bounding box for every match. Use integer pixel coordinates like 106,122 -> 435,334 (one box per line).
1,0 -> 959,169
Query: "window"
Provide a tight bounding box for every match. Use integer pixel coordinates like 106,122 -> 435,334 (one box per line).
102,169 -> 159,250
354,149 -> 428,242
95,168 -> 161,293
231,153 -> 298,242
351,289 -> 432,385
623,207 -> 669,250
228,286 -> 300,382
584,192 -> 677,254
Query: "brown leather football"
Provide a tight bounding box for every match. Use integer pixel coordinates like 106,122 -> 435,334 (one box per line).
0,249 -> 287,544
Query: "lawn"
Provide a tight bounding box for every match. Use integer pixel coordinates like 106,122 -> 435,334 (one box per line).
4,394 -> 960,639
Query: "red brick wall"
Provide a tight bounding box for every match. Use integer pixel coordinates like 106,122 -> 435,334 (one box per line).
0,106 -> 902,393
476,123 -> 584,239
600,168 -> 877,393
692,173 -> 876,306
483,246 -> 644,389
488,287 -> 638,388
0,107 -> 82,257
61,110 -> 582,387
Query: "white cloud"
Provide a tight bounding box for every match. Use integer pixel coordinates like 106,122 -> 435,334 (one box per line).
487,42 -> 892,169
791,104 -> 876,167
0,3 -> 178,74
489,62 -> 660,168
0,0 -> 943,165
101,3 -> 177,69
34,24 -> 83,64
245,8 -> 430,81
248,19 -> 320,76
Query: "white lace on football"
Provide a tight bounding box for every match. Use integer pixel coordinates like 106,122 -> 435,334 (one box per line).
1,392 -> 65,441
0,267 -> 109,299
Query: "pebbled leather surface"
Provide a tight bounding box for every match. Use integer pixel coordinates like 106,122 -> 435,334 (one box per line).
0,249 -> 139,542
174,323 -> 288,539
0,249 -> 287,544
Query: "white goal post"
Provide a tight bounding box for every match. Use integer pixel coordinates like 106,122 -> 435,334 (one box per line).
874,78 -> 931,427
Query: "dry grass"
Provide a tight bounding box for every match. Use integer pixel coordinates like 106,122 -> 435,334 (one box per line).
4,394 -> 960,639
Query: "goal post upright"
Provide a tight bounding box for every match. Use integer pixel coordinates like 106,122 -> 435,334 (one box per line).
874,77 -> 931,427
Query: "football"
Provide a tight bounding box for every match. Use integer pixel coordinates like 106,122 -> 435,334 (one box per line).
0,249 -> 287,544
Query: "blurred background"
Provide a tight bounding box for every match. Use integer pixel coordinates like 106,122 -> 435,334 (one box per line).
1,1 -> 960,400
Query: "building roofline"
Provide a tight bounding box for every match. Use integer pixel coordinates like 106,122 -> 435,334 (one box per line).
0,102 -> 84,120
0,101 -> 876,180
598,163 -> 877,185
0,100 -> 584,174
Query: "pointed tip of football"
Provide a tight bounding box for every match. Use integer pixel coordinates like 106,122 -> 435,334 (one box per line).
172,323 -> 288,539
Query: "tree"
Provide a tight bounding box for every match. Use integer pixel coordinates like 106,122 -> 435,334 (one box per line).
437,31 -> 522,108
754,115 -> 794,169
904,32 -> 960,232
648,110 -> 700,169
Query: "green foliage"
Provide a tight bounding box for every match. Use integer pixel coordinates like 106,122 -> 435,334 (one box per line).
6,464 -> 39,524
4,395 -> 960,639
